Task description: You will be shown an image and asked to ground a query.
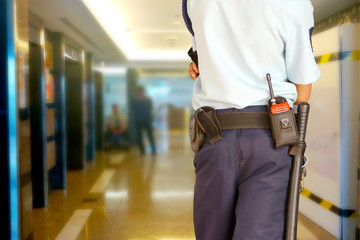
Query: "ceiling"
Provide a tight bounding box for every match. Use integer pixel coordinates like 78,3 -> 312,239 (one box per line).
29,0 -> 358,68
311,0 -> 358,21
109,0 -> 189,52
29,0 -> 126,63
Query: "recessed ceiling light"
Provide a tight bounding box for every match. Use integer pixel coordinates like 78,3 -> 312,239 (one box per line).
165,37 -> 178,41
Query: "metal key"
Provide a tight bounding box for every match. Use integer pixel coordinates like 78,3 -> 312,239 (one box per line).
299,156 -> 308,192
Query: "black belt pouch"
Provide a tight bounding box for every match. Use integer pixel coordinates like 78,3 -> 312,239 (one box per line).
269,110 -> 299,149
189,107 -> 222,153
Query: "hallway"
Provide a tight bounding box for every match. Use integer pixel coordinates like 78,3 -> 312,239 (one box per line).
31,132 -> 335,240
1,0 -> 359,239
33,132 -> 195,240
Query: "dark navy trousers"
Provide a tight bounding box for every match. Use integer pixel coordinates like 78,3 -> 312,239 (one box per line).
193,106 -> 292,240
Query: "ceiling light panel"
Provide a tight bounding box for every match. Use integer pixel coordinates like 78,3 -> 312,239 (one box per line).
82,0 -> 191,61
82,0 -> 134,57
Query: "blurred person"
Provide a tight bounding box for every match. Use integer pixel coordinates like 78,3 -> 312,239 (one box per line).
183,0 -> 321,239
131,86 -> 156,155
106,104 -> 127,150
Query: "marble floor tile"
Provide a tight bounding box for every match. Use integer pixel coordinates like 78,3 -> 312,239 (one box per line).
31,132 -> 336,240
55,209 -> 92,240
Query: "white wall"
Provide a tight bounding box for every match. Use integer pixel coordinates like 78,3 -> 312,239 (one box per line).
299,23 -> 359,239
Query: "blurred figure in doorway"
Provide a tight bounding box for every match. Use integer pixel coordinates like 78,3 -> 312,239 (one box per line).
131,86 -> 156,155
106,104 -> 127,150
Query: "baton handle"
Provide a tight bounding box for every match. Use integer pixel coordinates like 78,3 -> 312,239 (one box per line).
286,102 -> 310,240
296,102 -> 310,144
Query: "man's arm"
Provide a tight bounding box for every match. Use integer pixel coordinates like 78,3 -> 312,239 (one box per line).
294,83 -> 312,105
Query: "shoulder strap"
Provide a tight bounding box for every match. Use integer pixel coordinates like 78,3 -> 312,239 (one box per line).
182,0 -> 194,36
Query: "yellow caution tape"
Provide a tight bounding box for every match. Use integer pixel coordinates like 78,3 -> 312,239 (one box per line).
315,50 -> 360,64
301,188 -> 357,218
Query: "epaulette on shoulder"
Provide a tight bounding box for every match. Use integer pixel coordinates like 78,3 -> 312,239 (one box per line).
182,0 -> 194,36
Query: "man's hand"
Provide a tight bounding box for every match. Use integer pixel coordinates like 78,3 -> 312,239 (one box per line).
294,83 -> 312,104
188,62 -> 199,81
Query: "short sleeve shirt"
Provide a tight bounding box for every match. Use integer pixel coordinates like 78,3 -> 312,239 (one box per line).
188,0 -> 321,109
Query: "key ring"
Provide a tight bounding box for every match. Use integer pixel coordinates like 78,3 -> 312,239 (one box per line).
301,155 -> 308,169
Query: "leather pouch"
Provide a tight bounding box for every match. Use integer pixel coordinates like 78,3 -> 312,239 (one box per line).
269,110 -> 299,149
189,114 -> 205,153
189,107 -> 222,153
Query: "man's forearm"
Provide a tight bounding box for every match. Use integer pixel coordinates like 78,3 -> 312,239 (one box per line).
294,84 -> 312,105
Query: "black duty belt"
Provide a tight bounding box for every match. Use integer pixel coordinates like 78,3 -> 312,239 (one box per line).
193,107 -> 271,145
217,112 -> 270,130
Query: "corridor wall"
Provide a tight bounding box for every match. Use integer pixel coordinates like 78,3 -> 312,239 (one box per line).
299,23 -> 359,240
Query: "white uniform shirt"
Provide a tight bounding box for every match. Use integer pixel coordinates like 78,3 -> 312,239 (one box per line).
188,0 -> 321,109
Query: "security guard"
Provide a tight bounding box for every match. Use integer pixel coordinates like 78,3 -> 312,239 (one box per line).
183,0 -> 321,239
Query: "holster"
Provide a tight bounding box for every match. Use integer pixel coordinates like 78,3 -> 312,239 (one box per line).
288,142 -> 306,157
189,107 -> 222,153
188,47 -> 198,67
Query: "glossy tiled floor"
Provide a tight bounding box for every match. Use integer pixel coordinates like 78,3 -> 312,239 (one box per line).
32,132 -> 336,240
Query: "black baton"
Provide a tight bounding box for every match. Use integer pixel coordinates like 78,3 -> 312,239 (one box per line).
285,102 -> 310,240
